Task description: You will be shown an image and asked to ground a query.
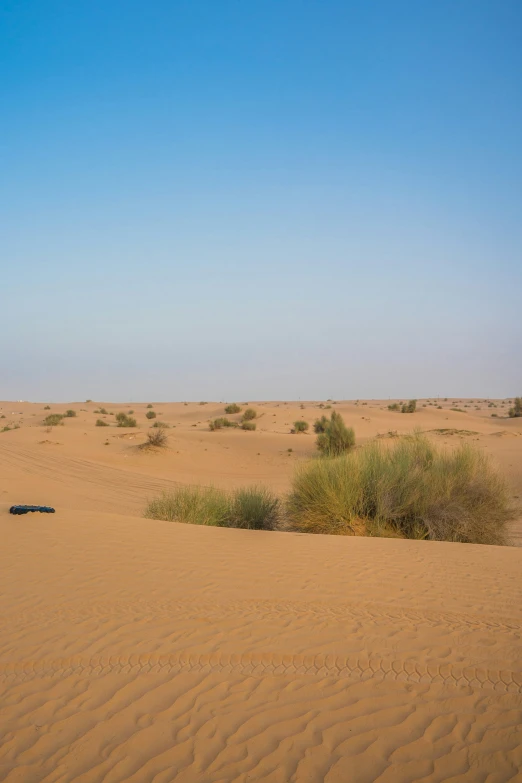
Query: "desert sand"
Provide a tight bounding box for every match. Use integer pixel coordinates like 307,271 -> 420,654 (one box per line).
1,398 -> 522,781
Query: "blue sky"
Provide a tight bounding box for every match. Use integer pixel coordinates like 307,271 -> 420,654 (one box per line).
1,0 -> 521,401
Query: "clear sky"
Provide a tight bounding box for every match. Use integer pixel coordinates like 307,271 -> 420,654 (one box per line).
1,1 -> 521,401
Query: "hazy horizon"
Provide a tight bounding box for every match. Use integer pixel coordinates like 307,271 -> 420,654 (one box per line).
2,1 -> 521,401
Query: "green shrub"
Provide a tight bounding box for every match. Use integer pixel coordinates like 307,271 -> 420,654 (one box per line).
508,397 -> 522,418
152,421 -> 169,428
229,486 -> 280,530
43,414 -> 64,426
64,409 -> 76,418
224,403 -> 242,414
96,419 -> 109,427
316,411 -> 355,456
401,400 -> 417,414
388,403 -> 400,411
94,407 -> 108,415
313,416 -> 329,433
145,485 -> 279,530
241,420 -> 256,431
209,417 -> 239,431
116,412 -> 137,427
147,404 -> 153,408
242,408 -> 257,421
293,420 -> 309,433
146,410 -> 157,419
145,486 -> 230,526
44,405 -> 51,410
287,434 -> 512,545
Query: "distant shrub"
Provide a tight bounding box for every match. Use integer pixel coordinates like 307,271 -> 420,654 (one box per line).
316,411 -> 355,457
451,408 -> 465,413
293,420 -> 309,433
94,407 -> 108,415
116,412 -> 137,427
43,414 -> 64,426
313,415 -> 329,433
242,408 -> 257,421
141,428 -> 168,448
224,403 -> 242,414
152,421 -> 169,428
64,409 -> 76,418
437,405 -> 442,409
145,485 -> 279,530
491,413 -> 498,418
401,400 -> 417,414
209,417 -> 239,431
128,409 -> 134,414
96,419 -> 109,427
146,410 -> 157,419
287,433 -> 512,545
147,404 -> 153,408
44,405 -> 51,410
508,397 -> 522,418
241,420 -> 256,431
388,403 -> 400,411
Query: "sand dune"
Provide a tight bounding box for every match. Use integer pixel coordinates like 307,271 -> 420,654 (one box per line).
1,399 -> 522,780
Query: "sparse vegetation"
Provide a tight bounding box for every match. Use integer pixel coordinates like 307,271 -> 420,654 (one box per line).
388,403 -> 400,411
116,412 -> 137,427
286,433 -> 512,545
241,420 -> 256,431
316,411 -> 355,457
293,420 -> 309,433
209,417 -> 239,431
152,421 -> 169,428
95,419 -> 109,427
451,408 -> 466,413
146,410 -> 157,419
64,409 -> 76,418
242,408 -> 257,421
224,403 -> 242,414
508,397 -> 522,418
141,428 -> 168,449
43,414 -> 64,426
147,404 -> 153,408
94,408 -> 108,415
313,415 -> 329,434
401,400 -> 417,414
145,485 -> 279,530
44,405 -> 51,410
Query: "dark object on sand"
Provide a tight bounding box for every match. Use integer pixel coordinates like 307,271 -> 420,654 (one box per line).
9,505 -> 56,515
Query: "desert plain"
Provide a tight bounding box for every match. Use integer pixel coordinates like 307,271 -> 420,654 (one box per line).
1,397 -> 522,781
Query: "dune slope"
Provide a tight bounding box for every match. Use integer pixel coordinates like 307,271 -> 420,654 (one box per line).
1,510 -> 522,782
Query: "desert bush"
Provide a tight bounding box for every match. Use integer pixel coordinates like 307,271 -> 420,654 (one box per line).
224,403 -> 242,414
401,400 -> 417,414
293,420 -> 309,433
152,421 -> 169,428
316,411 -> 355,456
44,405 -> 51,410
242,408 -> 257,421
209,417 -> 239,431
145,485 -> 279,530
451,408 -> 465,413
43,414 -> 64,426
64,409 -> 76,418
287,434 -> 512,545
313,415 -> 329,434
508,397 -> 522,418
241,420 -> 256,431
147,404 -> 153,408
141,428 -> 168,448
388,403 -> 400,411
229,486 -> 280,530
145,486 -> 230,526
146,410 -> 157,419
116,412 -> 137,427
96,419 -> 109,427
